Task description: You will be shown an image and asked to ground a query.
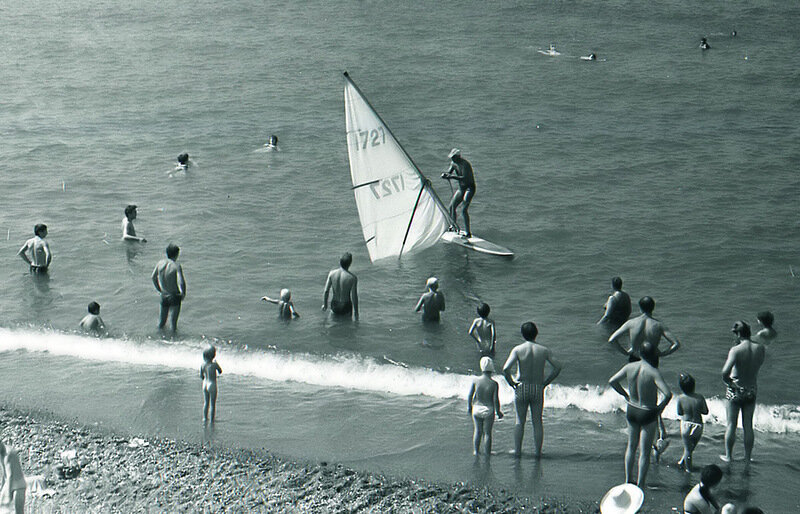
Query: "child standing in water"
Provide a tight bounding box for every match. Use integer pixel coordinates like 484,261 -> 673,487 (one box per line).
468,303 -> 496,356
677,372 -> 709,471
261,288 -> 300,319
467,357 -> 503,455
200,346 -> 223,422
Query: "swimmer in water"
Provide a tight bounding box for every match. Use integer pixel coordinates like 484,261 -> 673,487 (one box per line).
262,288 -> 300,319
322,252 -> 359,320
122,204 -> 146,243
176,153 -> 190,170
700,37 -> 710,50
17,223 -> 51,274
753,311 -> 776,344
265,135 -> 279,151
79,301 -> 107,336
415,277 -> 446,323
200,345 -> 222,422
469,303 -> 496,357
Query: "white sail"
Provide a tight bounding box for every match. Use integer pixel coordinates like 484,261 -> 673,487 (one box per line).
344,74 -> 450,262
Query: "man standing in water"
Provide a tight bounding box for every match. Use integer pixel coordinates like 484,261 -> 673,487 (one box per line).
322,252 -> 359,320
609,296 -> 680,362
608,342 -> 672,488
597,276 -> 632,333
122,205 -> 147,243
441,148 -> 476,238
502,322 -> 563,458
414,277 -> 445,323
151,243 -> 186,334
721,321 -> 765,463
17,224 -> 52,273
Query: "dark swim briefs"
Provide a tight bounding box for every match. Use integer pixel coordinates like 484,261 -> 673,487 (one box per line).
30,265 -> 48,274
161,294 -> 182,308
330,299 -> 353,316
626,404 -> 658,426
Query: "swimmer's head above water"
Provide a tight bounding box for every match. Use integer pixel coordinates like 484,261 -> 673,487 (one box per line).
756,311 -> 774,328
177,153 -> 189,166
268,135 -> 278,146
88,301 -> 100,315
125,204 -> 137,219
280,288 -> 291,301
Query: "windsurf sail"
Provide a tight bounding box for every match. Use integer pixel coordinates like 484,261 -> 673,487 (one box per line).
344,72 -> 452,262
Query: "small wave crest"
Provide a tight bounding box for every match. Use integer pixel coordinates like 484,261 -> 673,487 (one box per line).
1,328 -> 798,434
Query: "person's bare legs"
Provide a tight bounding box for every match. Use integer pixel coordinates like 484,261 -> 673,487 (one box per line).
472,415 -> 484,455
208,382 -> 218,422
169,302 -> 182,333
203,388 -> 211,421
637,421 -> 658,487
625,422 -> 641,484
12,489 -> 24,514
741,401 -> 756,461
723,401 -> 740,461
158,299 -> 169,330
461,189 -> 474,236
679,429 -> 692,471
513,395 -> 529,457
483,416 -> 495,454
531,395 -> 544,457
448,191 -> 463,228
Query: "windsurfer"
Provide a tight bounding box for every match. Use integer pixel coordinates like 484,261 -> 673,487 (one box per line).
322,252 -> 359,320
442,148 -> 475,238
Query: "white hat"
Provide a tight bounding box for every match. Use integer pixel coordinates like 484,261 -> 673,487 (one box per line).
479,356 -> 494,373
426,277 -> 438,288
280,288 -> 291,300
448,148 -> 461,158
720,504 -> 736,514
599,484 -> 644,514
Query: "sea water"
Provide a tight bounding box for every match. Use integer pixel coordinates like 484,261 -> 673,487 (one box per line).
1,0 -> 799,510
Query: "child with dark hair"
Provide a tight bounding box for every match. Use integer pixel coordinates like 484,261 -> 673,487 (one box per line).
200,346 -> 223,423
79,301 -> 107,336
677,373 -> 709,471
684,464 -> 723,513
754,311 -> 776,344
468,303 -> 496,356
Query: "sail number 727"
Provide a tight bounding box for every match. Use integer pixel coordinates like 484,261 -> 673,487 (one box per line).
369,173 -> 406,200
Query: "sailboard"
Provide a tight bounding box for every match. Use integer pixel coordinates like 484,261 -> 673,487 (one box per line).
343,72 -> 513,261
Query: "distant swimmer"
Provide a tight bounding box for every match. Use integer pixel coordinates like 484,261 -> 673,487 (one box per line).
538,43 -> 560,56
262,288 -> 300,319
264,134 -> 279,152
151,243 -> 187,334
177,153 -> 190,169
467,357 -> 503,455
79,301 -> 107,336
415,277 -> 445,323
753,310 -> 776,344
17,223 -> 51,274
122,205 -> 146,243
580,53 -> 597,61
469,303 -> 496,357
0,439 -> 26,514
608,342 -> 672,488
322,252 -> 359,320
683,464 -> 723,514
596,276 -> 632,334
700,37 -> 710,50
200,345 -> 222,423
731,29 -> 737,37
676,372 -> 708,472
609,296 -> 680,362
502,322 -> 563,458
722,321 -> 765,463
441,148 -> 475,238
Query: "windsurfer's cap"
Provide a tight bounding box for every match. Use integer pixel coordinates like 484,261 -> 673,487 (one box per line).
426,277 -> 438,288
448,148 -> 461,158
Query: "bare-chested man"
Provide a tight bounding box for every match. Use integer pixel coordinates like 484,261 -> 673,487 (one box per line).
608,342 -> 672,488
17,224 -> 52,273
151,243 -> 186,333
597,276 -> 632,334
122,205 -> 147,243
609,296 -> 680,363
322,252 -> 359,320
441,148 -> 476,238
415,277 -> 445,323
502,322 -> 562,458
721,321 -> 765,463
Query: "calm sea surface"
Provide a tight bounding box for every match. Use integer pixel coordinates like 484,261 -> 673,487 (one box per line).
1,0 -> 799,510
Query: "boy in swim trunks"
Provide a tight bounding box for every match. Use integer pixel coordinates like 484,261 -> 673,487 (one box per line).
676,372 -> 708,471
17,223 -> 51,274
467,356 -> 504,455
322,252 -> 359,320
468,303 -> 496,357
262,288 -> 300,319
0,440 -> 26,514
200,346 -> 222,423
502,322 -> 562,458
608,342 -> 672,488
722,321 -> 765,462
415,277 -> 445,323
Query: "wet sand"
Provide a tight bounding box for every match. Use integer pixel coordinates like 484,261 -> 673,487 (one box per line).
2,405 -> 600,513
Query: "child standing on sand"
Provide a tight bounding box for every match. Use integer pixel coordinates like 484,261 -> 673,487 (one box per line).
677,372 -> 709,471
261,289 -> 300,319
200,346 -> 222,422
468,303 -> 496,357
467,357 -> 503,455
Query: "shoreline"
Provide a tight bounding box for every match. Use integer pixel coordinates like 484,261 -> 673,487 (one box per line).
1,404 -> 600,513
